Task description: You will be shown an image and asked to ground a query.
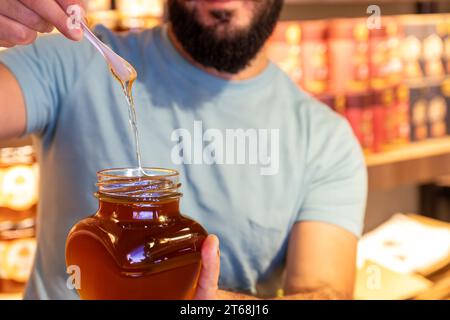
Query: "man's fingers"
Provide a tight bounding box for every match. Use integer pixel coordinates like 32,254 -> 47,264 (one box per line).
56,0 -> 86,11
0,40 -> 15,48
19,0 -> 83,40
0,14 -> 37,45
194,234 -> 220,300
0,0 -> 53,33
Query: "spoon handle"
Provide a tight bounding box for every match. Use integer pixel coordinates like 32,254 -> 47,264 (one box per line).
78,21 -> 137,82
80,21 -> 108,59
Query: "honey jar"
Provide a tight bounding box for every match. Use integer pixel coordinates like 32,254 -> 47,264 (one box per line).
66,168 -> 208,299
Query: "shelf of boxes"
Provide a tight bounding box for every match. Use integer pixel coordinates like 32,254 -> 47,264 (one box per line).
268,14 -> 450,191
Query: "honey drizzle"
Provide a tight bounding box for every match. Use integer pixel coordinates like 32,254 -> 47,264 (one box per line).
111,68 -> 147,176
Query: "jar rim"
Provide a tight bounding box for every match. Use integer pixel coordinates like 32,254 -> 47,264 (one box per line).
97,167 -> 179,179
96,167 -> 181,202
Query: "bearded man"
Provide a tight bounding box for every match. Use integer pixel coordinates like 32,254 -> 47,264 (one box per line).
0,0 -> 366,299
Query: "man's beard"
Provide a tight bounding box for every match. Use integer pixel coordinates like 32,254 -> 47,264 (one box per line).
168,0 -> 283,74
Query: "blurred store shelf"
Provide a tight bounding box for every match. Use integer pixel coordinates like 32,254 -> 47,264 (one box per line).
366,137 -> 450,167
355,214 -> 450,300
367,137 -> 450,191
0,137 -> 33,149
408,214 -> 450,300
0,293 -> 22,300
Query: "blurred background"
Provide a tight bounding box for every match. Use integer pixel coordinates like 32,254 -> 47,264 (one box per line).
1,0 -> 450,300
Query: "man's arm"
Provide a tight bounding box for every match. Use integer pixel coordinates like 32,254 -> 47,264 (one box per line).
0,0 -> 86,140
215,221 -> 357,300
282,221 -> 357,299
0,63 -> 27,140
197,223 -> 357,300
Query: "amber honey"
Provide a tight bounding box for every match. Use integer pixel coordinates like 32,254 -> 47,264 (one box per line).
66,168 -> 207,300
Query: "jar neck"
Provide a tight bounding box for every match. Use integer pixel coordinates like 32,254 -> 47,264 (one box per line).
97,198 -> 181,221
94,167 -> 182,221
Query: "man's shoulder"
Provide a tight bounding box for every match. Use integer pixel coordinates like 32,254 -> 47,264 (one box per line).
270,66 -> 357,148
270,65 -> 346,129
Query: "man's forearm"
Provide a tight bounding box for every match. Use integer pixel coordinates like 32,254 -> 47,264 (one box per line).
278,287 -> 351,300
0,63 -> 27,140
217,287 -> 351,300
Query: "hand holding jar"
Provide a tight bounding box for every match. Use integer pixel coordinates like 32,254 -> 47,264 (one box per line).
66,168 -> 221,300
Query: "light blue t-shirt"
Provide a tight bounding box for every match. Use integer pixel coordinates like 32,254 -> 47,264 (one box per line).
0,24 -> 367,299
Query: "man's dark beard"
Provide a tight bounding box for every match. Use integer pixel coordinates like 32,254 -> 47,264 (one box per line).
168,0 -> 283,74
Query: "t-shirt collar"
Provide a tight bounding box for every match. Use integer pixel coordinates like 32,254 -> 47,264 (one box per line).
157,24 -> 277,94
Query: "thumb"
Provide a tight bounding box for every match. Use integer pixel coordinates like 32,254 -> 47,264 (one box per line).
194,234 -> 220,300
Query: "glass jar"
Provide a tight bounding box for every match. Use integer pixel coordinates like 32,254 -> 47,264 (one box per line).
409,86 -> 428,142
393,84 -> 410,145
345,92 -> 371,150
300,20 -> 328,95
369,21 -> 389,90
0,145 -> 38,295
0,217 -> 36,294
371,90 -> 386,153
445,15 -> 450,74
267,22 -> 302,86
399,14 -> 446,80
66,168 -> 208,300
328,18 -> 369,94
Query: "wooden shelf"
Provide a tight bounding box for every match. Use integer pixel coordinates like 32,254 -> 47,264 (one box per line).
367,137 -> 450,191
0,293 -> 22,300
366,137 -> 450,167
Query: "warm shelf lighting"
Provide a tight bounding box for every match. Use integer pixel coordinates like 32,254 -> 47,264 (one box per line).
0,146 -> 38,294
83,0 -> 112,12
0,147 -> 38,211
116,0 -> 164,18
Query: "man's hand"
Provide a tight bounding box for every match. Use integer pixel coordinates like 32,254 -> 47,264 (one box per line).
194,222 -> 358,300
194,234 -> 220,300
0,0 -> 84,48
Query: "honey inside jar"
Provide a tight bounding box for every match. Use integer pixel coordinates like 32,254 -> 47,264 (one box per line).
66,168 -> 207,300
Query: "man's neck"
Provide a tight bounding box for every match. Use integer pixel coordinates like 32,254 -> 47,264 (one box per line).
167,24 -> 269,81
